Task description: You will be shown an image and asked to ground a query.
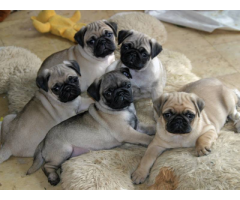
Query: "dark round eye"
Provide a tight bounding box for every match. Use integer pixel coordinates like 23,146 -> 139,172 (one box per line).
163,113 -> 172,119
185,113 -> 195,119
105,91 -> 112,97
106,32 -> 113,37
88,39 -> 96,45
123,71 -> 131,78
142,52 -> 147,58
68,76 -> 78,83
126,83 -> 131,88
52,84 -> 61,94
123,44 -> 129,50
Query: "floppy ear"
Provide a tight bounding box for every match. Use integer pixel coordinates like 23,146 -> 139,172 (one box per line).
74,26 -> 87,47
153,93 -> 169,117
104,21 -> 118,37
87,78 -> 102,101
36,69 -> 50,92
118,30 -> 133,45
120,68 -> 132,79
191,94 -> 205,117
149,39 -> 162,59
63,60 -> 81,76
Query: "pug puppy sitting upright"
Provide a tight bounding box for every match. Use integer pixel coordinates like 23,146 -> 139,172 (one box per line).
106,30 -> 165,101
27,68 -> 155,186
38,20 -> 117,91
131,78 -> 240,184
0,60 -> 92,164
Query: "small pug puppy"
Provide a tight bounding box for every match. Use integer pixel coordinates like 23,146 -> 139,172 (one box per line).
131,78 -> 240,184
38,20 -> 117,91
0,60 -> 92,164
27,68 -> 155,186
106,30 -> 165,101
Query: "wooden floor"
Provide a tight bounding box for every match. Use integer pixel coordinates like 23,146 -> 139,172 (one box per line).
1,10 -> 240,189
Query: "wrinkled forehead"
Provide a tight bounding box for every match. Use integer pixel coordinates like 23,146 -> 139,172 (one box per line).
123,34 -> 151,52
163,93 -> 196,113
101,72 -> 129,89
85,21 -> 112,38
48,65 -> 77,86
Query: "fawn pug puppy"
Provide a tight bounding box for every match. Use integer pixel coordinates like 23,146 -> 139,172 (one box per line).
106,29 -> 165,101
38,20 -> 117,91
27,68 -> 155,186
131,78 -> 240,184
0,61 -> 92,164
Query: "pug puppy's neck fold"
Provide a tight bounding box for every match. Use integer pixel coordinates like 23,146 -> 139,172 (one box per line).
77,45 -> 114,63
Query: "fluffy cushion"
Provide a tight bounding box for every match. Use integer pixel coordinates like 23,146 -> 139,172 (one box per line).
62,125 -> 240,190
109,12 -> 167,45
0,46 -> 40,113
148,125 -> 240,190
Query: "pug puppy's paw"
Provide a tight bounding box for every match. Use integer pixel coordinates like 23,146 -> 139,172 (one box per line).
196,143 -> 212,157
131,168 -> 148,184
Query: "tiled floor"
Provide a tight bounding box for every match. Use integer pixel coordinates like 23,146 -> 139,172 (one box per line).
1,10 -> 240,189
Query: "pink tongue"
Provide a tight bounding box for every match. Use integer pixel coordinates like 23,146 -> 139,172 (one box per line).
71,146 -> 90,157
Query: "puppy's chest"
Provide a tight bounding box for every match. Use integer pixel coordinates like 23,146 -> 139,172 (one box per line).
130,70 -> 154,89
130,72 -> 155,99
159,130 -> 199,148
127,110 -> 138,130
107,110 -> 138,130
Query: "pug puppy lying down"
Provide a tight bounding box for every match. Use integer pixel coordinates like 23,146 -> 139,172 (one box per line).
38,20 -> 117,92
106,30 -> 165,101
132,78 -> 240,184
0,61 -> 92,164
27,68 -> 155,186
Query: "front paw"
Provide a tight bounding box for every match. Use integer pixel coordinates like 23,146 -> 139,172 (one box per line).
131,168 -> 149,185
196,143 -> 212,157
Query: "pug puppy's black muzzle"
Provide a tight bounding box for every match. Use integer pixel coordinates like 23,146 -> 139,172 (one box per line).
94,36 -> 116,58
107,88 -> 133,110
120,49 -> 149,70
55,78 -> 81,103
166,115 -> 192,134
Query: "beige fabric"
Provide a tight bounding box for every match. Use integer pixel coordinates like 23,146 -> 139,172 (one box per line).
0,46 -> 40,113
109,12 -> 167,45
148,124 -> 240,190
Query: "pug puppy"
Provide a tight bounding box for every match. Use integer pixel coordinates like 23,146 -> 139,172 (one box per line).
131,78 -> 240,184
27,68 -> 155,186
106,30 -> 165,101
0,60 -> 93,164
38,20 -> 117,91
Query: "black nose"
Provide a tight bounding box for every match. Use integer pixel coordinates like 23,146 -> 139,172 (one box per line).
175,116 -> 183,124
99,39 -> 106,45
65,87 -> 71,92
130,53 -> 136,59
129,53 -> 137,63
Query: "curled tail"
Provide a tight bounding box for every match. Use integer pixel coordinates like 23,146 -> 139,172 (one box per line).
26,141 -> 45,175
